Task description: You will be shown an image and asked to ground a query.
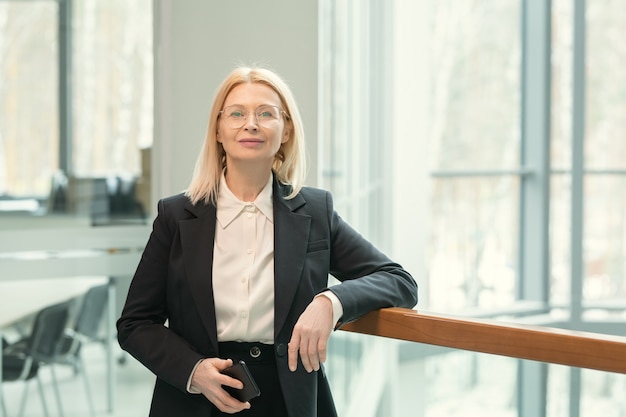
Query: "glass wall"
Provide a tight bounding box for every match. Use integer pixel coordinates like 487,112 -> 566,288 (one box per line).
320,0 -> 626,416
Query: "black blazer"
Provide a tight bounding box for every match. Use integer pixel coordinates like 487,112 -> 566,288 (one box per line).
117,179 -> 418,417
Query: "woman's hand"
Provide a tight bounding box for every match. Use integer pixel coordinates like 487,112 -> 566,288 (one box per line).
190,357 -> 251,413
288,295 -> 334,373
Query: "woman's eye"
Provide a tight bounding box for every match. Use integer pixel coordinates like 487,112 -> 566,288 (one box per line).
231,111 -> 244,118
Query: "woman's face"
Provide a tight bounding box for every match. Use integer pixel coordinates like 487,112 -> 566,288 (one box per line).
217,82 -> 290,170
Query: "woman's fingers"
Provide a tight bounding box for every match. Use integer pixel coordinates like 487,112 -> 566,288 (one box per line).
288,296 -> 333,373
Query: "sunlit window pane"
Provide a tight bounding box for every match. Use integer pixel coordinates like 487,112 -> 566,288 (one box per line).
550,174 -> 572,306
72,0 -> 153,177
0,1 -> 58,198
583,175 -> 626,302
579,369 -> 626,416
424,352 -> 517,417
422,0 -> 521,312
547,366 -> 626,417
583,1 -> 626,305
551,0 -> 573,171
586,0 -> 626,170
429,177 -> 519,312
428,1 -> 521,172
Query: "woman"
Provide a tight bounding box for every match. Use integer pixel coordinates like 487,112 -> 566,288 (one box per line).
117,66 -> 418,417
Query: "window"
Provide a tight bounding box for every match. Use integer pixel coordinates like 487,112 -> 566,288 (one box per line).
551,0 -> 626,309
321,0 -> 626,416
72,0 -> 153,178
0,0 -> 152,222
0,1 -> 59,199
422,1 -> 522,312
319,0 -> 390,249
321,0 -> 522,312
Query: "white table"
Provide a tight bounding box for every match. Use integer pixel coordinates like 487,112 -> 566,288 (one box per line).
0,276 -> 114,414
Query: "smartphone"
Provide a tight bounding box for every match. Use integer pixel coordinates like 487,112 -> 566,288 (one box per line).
222,360 -> 261,402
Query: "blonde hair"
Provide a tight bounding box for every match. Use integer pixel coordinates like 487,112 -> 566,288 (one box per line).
185,66 -> 306,205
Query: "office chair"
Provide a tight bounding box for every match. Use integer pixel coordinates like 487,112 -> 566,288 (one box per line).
53,283 -> 109,416
1,300 -> 72,417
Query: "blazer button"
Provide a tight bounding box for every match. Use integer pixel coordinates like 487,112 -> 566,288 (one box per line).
276,343 -> 287,357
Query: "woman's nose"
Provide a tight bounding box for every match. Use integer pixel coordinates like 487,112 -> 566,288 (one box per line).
243,113 -> 259,130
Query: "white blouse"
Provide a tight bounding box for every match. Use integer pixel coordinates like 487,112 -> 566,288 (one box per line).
213,173 -> 275,344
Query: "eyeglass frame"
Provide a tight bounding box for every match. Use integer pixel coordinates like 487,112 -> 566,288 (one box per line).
218,104 -> 290,129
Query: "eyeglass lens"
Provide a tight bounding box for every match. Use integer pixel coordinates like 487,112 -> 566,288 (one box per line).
220,105 -> 282,129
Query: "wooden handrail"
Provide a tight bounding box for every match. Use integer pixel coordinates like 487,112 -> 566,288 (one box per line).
339,308 -> 626,374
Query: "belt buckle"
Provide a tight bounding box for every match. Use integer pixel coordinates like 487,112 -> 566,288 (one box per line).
249,345 -> 261,359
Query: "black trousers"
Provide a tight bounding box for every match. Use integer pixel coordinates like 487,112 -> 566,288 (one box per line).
215,342 -> 289,417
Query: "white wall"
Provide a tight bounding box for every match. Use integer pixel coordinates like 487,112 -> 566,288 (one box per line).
152,0 -> 319,205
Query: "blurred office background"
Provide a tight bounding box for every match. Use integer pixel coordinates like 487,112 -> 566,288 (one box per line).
1,0 -> 625,416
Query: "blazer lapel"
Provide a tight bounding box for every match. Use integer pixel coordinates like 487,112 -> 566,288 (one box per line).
273,181 -> 310,337
179,201 -> 219,347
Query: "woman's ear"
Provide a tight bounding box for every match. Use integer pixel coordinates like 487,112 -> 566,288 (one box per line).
281,125 -> 291,143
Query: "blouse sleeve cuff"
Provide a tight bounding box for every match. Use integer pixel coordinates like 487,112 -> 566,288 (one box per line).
186,359 -> 204,394
316,290 -> 344,326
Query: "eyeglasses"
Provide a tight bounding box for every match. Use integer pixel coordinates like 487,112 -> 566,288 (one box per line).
219,104 -> 288,129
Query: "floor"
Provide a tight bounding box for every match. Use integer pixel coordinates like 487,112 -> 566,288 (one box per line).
2,342 -> 155,417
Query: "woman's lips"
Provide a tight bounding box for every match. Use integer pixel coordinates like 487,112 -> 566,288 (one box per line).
238,138 -> 264,147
